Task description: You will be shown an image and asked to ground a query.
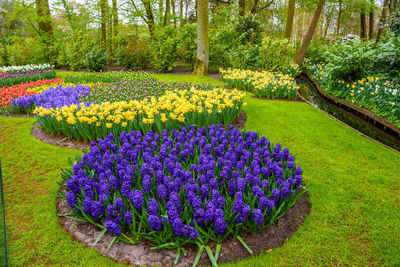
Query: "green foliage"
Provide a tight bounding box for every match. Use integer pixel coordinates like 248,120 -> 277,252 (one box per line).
85,46 -> 106,72
56,31 -> 90,70
176,23 -> 197,69
6,36 -> 51,65
312,35 -> 400,81
234,14 -> 263,45
259,37 -> 296,72
116,37 -> 151,69
390,11 -> 400,35
149,26 -> 179,72
228,45 -> 261,69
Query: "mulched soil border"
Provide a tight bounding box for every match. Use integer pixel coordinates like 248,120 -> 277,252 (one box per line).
31,122 -> 89,150
57,192 -> 310,267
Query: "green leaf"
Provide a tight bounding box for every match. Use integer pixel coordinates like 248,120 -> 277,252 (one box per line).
174,247 -> 180,265
236,236 -> 253,254
92,228 -> 107,247
205,246 -> 218,267
192,246 -> 204,267
106,236 -> 117,254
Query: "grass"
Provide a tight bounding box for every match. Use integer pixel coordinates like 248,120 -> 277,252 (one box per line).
0,74 -> 399,266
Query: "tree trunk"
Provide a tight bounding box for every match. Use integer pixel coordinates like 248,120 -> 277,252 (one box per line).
369,0 -> 374,39
336,0 -> 342,36
324,15 -> 332,37
185,0 -> 189,19
284,0 -> 295,39
35,0 -> 53,40
376,0 -> 389,42
112,0 -> 118,36
164,0 -> 170,26
180,0 -> 184,25
159,0 -> 164,22
193,0 -> 209,76
360,11 -> 367,39
172,0 -> 176,27
239,0 -> 245,16
143,0 -> 156,36
295,0 -> 325,65
100,0 -> 107,44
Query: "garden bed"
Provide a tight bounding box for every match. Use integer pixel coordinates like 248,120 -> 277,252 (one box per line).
298,72 -> 400,146
57,192 -> 310,266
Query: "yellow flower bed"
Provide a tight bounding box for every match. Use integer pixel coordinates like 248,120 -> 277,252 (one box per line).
220,68 -> 299,99
35,88 -> 246,141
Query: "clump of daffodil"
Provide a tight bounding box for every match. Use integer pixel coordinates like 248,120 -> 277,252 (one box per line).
35,87 -> 245,142
220,68 -> 299,99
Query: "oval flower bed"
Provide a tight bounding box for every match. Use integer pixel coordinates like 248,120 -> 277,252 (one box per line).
60,124 -> 307,266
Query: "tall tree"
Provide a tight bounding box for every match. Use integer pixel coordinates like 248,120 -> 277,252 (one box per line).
376,0 -> 389,41
239,0 -> 245,16
112,0 -> 118,36
180,0 -> 183,25
172,0 -> 177,27
284,0 -> 295,39
35,0 -> 53,39
143,0 -> 156,35
193,0 -> 209,75
336,0 -> 342,36
360,9 -> 367,38
100,0 -> 107,44
295,0 -> 325,65
164,0 -> 170,26
369,0 -> 374,39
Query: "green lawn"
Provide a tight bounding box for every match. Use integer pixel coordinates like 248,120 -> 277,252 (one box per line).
0,74 -> 399,266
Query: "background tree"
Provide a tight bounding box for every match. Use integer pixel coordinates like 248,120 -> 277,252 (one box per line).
283,0 -> 295,39
193,0 -> 209,75
35,0 -> 53,40
295,0 -> 325,65
100,0 -> 107,44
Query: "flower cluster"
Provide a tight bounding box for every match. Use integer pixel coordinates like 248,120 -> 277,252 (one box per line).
303,59 -> 400,128
0,64 -> 56,87
220,68 -> 299,99
333,77 -> 400,127
81,80 -> 215,103
62,124 -> 305,251
35,88 -> 245,141
64,71 -> 156,84
0,63 -> 53,73
11,84 -> 92,113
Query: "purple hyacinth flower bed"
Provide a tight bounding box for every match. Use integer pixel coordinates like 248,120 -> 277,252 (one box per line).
10,85 -> 92,113
60,124 -> 307,265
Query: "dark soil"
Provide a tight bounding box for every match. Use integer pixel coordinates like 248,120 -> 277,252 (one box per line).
57,193 -> 310,267
251,95 -> 304,102
231,111 -> 247,130
31,122 -> 89,150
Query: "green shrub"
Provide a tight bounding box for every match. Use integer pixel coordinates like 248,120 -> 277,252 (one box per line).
149,26 -> 179,72
176,23 -> 197,69
6,36 -> 50,65
56,31 -> 90,70
85,46 -> 106,72
259,37 -> 296,72
116,37 -> 150,69
228,45 -> 261,69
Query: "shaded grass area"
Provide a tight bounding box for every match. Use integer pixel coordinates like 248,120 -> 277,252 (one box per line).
0,74 -> 399,266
